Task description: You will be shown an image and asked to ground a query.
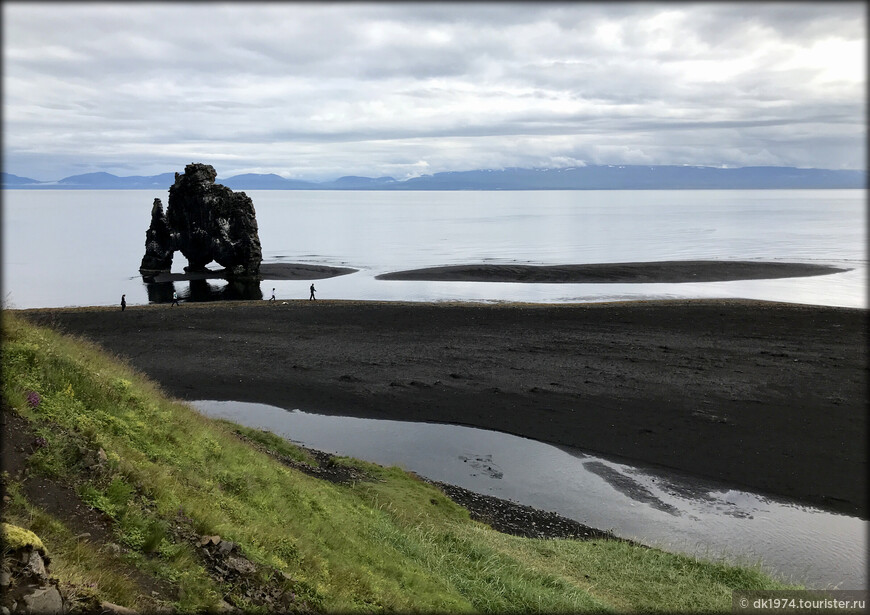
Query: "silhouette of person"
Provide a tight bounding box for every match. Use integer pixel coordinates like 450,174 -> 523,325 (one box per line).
171,290 -> 180,306
309,284 -> 316,301
121,294 -> 126,311
269,288 -> 276,302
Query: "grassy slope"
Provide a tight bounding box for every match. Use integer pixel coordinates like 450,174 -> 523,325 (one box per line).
0,311 -> 796,612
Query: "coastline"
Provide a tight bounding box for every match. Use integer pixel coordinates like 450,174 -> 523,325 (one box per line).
18,298 -> 868,518
375,260 -> 850,283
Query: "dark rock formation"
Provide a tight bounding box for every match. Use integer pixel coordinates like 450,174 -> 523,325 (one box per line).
167,164 -> 262,276
195,534 -> 308,610
140,163 -> 262,277
139,198 -> 174,272
0,525 -> 65,614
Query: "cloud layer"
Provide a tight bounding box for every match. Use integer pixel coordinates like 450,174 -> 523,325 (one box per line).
3,2 -> 866,181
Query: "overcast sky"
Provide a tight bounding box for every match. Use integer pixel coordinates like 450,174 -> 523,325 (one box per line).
3,2 -> 866,182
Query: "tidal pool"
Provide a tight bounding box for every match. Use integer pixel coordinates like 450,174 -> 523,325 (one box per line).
192,399 -> 866,590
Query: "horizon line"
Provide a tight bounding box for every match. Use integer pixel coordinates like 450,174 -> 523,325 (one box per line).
4,163 -> 867,185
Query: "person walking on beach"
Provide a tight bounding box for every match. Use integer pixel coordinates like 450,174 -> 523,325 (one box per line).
171,290 -> 179,306
269,288 -> 276,302
120,294 -> 126,311
309,284 -> 316,301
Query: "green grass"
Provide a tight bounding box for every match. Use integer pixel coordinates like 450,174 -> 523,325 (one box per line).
1,310 -> 799,612
224,421 -> 317,465
2,481 -> 168,612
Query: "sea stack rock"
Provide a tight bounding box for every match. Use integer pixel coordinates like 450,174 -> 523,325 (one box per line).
139,198 -> 174,273
139,163 -> 262,277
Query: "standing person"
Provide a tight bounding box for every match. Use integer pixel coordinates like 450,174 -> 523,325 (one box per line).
120,294 -> 126,311
309,284 -> 316,301
171,290 -> 179,306
269,288 -> 276,302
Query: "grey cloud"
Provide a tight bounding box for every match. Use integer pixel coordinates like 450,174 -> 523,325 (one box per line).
3,2 -> 865,180
687,2 -> 866,42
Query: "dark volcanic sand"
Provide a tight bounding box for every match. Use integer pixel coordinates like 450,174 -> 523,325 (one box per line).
20,299 -> 867,518
143,262 -> 357,283
375,260 -> 849,283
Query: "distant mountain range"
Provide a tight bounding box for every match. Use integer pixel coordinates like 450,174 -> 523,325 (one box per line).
2,171 -> 178,189
3,165 -> 865,190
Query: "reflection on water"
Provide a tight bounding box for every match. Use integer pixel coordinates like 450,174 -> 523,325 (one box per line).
141,276 -> 263,303
191,399 -> 867,590
143,280 -> 174,303
459,454 -> 504,479
582,460 -> 681,516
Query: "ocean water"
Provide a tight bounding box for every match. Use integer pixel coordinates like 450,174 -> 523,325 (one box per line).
2,189 -> 865,309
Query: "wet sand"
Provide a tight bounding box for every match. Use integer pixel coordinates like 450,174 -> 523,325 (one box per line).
143,262 -> 357,283
375,260 -> 849,283
19,298 -> 867,518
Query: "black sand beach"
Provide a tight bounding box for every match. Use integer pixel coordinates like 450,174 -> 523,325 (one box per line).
375,260 -> 849,283
21,297 -> 867,519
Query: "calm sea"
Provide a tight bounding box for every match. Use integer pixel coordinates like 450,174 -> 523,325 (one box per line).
2,189 -> 865,309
